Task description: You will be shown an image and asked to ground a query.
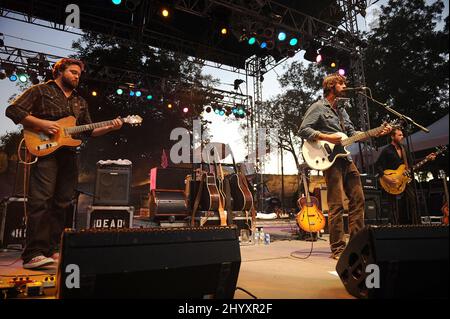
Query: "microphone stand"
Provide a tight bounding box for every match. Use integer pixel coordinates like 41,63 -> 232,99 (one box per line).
356,88 -> 429,224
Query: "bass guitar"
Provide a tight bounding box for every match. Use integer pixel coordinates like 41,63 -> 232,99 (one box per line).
296,167 -> 326,233
23,115 -> 142,157
379,146 -> 446,195
302,121 -> 395,171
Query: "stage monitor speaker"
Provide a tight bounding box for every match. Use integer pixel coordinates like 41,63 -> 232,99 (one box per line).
364,190 -> 381,222
94,164 -> 131,206
57,226 -> 241,299
336,225 -> 449,299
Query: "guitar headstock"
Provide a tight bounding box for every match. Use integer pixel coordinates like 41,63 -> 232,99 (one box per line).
435,145 -> 447,156
122,115 -> 143,126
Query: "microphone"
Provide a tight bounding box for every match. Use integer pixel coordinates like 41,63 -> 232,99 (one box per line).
343,87 -> 368,92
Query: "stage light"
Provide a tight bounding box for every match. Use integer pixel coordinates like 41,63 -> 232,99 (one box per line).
219,110 -> 225,116
9,74 -> 17,82
260,42 -> 267,49
116,88 -> 124,95
238,108 -> 245,116
135,91 -> 142,97
129,91 -> 135,96
205,107 -> 212,113
92,91 -> 98,97
18,74 -> 28,83
289,38 -> 298,46
112,0 -> 122,5
278,32 -> 287,41
161,8 -> 170,18
248,37 -> 257,45
183,107 -> 189,113
146,95 -> 153,100
214,108 -> 220,114
168,103 -> 173,109
316,54 -> 322,63
338,69 -> 346,76
221,28 -> 228,35
331,62 -> 336,68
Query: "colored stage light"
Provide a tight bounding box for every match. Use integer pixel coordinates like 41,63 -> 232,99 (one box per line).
316,54 -> 323,63
205,107 -> 212,113
18,74 -> 28,83
146,95 -> 153,100
219,110 -> 225,116
168,103 -> 173,109
92,91 -> 97,97
161,8 -> 170,18
278,32 -> 287,41
238,108 -> 245,116
221,28 -> 228,35
135,91 -> 142,97
214,108 -> 220,114
112,0 -> 122,5
129,91 -> 135,96
248,37 -> 257,45
260,42 -> 267,49
289,38 -> 298,46
183,107 -> 189,113
116,88 -> 123,95
338,69 -> 346,76
331,62 -> 336,68
9,74 -> 17,82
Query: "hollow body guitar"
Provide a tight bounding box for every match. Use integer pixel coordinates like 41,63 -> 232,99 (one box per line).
23,115 -> 142,157
226,154 -> 253,212
296,169 -> 326,233
379,146 -> 446,195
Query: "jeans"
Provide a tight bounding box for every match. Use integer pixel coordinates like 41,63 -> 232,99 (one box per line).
324,158 -> 365,256
22,148 -> 78,263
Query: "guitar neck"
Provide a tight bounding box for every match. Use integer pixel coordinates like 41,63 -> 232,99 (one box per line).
302,172 -> 311,204
66,119 -> 121,135
342,125 -> 385,147
412,151 -> 441,171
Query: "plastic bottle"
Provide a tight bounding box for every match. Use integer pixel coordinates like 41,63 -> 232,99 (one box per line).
259,228 -> 264,245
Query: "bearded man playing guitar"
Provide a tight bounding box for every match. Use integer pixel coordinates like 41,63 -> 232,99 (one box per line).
5,58 -> 123,269
376,127 -> 436,225
299,73 -> 391,260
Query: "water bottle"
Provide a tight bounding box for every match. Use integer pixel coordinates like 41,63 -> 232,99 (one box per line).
264,233 -> 270,245
253,229 -> 260,244
259,228 -> 264,245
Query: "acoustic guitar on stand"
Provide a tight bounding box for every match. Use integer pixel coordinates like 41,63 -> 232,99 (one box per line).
439,170 -> 449,225
23,115 -> 143,157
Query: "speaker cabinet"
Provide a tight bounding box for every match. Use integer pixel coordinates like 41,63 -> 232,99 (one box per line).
336,225 -> 449,299
57,226 -> 241,299
150,167 -> 191,191
0,197 -> 26,249
94,164 -> 132,206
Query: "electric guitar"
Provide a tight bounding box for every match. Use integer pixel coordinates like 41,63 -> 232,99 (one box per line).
302,121 -> 395,171
296,167 -> 326,233
379,146 -> 446,195
23,115 -> 143,157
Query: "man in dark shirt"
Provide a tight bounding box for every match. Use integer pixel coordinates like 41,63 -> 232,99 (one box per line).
299,73 -> 391,260
376,128 -> 434,225
5,58 -> 123,269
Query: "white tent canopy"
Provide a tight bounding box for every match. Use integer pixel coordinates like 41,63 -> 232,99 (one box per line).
349,114 -> 449,165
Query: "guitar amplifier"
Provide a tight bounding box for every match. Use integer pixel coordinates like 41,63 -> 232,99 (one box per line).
149,190 -> 189,220
360,174 -> 378,190
0,197 -> 27,249
150,167 -> 191,191
94,163 -> 132,206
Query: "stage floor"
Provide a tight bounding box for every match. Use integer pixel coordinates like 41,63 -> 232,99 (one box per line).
0,221 -> 353,299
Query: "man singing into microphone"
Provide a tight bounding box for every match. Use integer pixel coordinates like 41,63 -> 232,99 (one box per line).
299,73 -> 391,260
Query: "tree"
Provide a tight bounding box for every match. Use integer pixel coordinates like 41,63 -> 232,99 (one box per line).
261,62 -> 326,174
363,0 -> 449,135
71,33 -> 218,183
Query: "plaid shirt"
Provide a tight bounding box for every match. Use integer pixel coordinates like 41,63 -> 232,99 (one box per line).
5,80 -> 92,127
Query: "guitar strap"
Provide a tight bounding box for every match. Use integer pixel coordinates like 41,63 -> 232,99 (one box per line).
335,106 -> 347,133
191,173 -> 204,227
400,145 -> 410,170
